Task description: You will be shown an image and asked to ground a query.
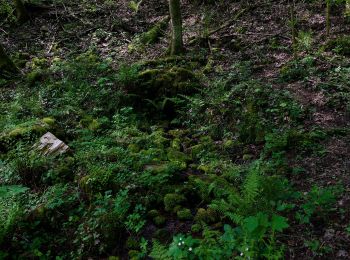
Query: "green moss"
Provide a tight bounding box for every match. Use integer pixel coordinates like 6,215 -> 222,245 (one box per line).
197,164 -> 215,174
190,144 -> 204,158
137,67 -> 199,98
140,18 -> 169,45
128,144 -> 140,153
32,57 -> 48,68
167,148 -> 188,163
153,215 -> 166,226
126,237 -> 139,249
168,129 -> 187,138
173,205 -> 182,213
128,250 -> 139,259
148,209 -> 160,218
194,208 -> 218,224
164,193 -> 186,212
144,163 -> 169,173
88,119 -> 100,131
5,121 -> 48,141
26,69 -> 45,85
191,223 -> 202,233
242,154 -> 254,161
177,208 -> 192,220
42,117 -> 55,126
171,138 -> 181,150
108,257 -> 120,260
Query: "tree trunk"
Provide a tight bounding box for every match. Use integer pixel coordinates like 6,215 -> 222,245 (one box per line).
290,0 -> 297,53
326,0 -> 331,37
0,44 -> 19,74
169,0 -> 184,55
14,0 -> 29,24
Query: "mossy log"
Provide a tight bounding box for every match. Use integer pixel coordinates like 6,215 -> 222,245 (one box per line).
140,16 -> 170,45
0,44 -> 20,74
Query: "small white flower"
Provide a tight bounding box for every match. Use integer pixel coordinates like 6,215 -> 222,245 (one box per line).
179,237 -> 182,241
240,252 -> 244,256
189,247 -> 192,251
178,242 -> 182,246
246,247 -> 249,251
182,241 -> 185,245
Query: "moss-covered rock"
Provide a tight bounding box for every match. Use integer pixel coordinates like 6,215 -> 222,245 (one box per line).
128,250 -> 140,259
194,208 -> 218,224
0,120 -> 51,152
177,208 -> 192,220
42,117 -> 55,126
128,143 -> 140,153
191,223 -> 202,233
242,154 -> 254,161
153,215 -> 166,226
190,144 -> 205,158
79,116 -> 101,131
26,69 -> 46,85
167,148 -> 189,163
171,138 -> 181,150
136,67 -> 199,99
148,209 -> 160,218
164,193 -> 186,212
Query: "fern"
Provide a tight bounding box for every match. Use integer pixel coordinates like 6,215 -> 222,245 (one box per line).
242,162 -> 261,203
149,240 -> 171,260
0,198 -> 21,244
0,185 -> 29,198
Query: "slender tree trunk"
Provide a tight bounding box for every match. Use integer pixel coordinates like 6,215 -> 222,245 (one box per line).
290,0 -> 297,56
0,44 -> 19,74
14,0 -> 29,24
169,0 -> 184,55
326,0 -> 331,37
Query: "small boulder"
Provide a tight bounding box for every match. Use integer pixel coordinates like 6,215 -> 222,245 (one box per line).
34,132 -> 69,155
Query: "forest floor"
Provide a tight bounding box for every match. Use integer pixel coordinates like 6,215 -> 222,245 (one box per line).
1,0 -> 350,259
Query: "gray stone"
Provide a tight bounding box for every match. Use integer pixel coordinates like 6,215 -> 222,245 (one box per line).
34,132 -> 69,155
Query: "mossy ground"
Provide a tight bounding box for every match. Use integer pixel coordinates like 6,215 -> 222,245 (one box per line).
0,0 -> 350,259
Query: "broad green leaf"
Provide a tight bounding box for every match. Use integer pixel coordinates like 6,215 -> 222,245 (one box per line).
271,214 -> 289,232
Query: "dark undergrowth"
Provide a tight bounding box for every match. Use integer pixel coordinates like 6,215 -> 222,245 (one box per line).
1,0 -> 350,259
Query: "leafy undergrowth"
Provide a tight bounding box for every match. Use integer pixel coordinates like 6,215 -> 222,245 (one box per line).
1,0 -> 350,259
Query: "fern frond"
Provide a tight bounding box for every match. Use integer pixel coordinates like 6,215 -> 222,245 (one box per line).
242,164 -> 261,203
149,240 -> 171,260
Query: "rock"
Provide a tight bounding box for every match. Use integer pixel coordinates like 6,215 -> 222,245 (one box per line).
34,132 -> 69,155
337,250 -> 349,258
323,228 -> 335,241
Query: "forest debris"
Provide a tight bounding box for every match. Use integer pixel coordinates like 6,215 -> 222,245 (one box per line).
188,8 -> 248,46
34,132 -> 69,155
